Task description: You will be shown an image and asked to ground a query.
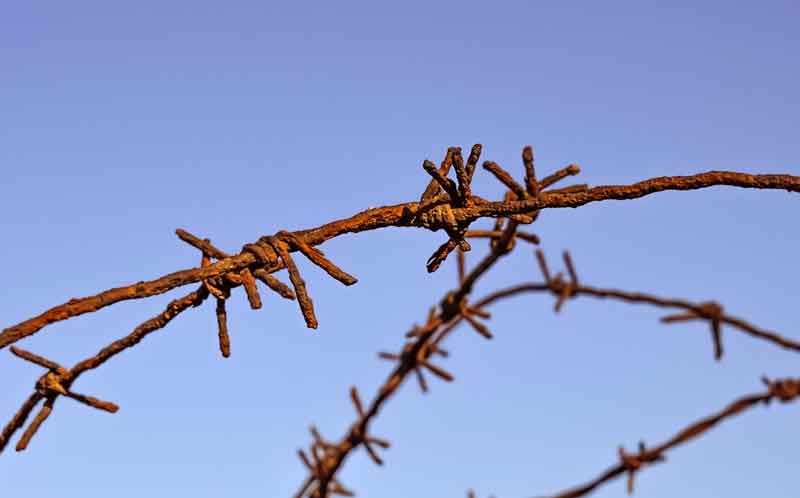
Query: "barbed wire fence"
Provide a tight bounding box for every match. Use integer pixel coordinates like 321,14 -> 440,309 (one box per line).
2,145 -> 799,497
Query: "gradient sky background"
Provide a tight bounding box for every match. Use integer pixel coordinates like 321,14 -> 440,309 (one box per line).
1,2 -> 798,497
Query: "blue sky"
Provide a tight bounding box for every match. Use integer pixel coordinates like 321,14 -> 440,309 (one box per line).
1,2 -> 798,497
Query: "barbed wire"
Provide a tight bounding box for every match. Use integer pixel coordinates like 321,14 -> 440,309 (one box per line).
1,145 -> 798,497
538,376 -> 800,498
290,240 -> 800,497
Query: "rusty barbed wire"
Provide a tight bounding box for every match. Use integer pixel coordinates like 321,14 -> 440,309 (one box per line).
1,145 -> 798,498
472,249 -> 800,359
537,376 -> 800,498
291,240 -> 800,497
1,287 -> 208,453
286,148 -> 800,497
293,164 -> 529,498
1,150 -> 798,348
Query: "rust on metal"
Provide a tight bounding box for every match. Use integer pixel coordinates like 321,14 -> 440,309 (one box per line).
1,145 -> 798,498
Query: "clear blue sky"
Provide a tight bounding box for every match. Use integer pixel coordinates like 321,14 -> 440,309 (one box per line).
1,2 -> 798,497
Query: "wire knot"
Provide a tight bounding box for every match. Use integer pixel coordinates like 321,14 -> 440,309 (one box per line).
418,147 -> 480,273
36,370 -> 71,397
244,239 -> 279,267
618,441 -> 664,495
697,301 -> 723,320
763,377 -> 800,402
661,301 -> 725,360
536,250 -> 580,313
419,203 -> 459,233
618,446 -> 643,471
440,291 -> 465,321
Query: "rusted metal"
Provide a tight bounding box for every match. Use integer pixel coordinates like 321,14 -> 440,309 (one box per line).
284,150 -> 799,497
544,378 -> 800,498
2,157 -> 797,348
1,145 -> 798,498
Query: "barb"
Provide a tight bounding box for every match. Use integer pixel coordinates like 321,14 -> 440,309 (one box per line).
424,159 -> 461,204
464,229 -> 540,245
539,164 -> 581,190
16,396 -> 55,452
452,149 -> 472,204
522,145 -> 539,197
216,299 -> 231,358
270,236 -> 319,329
483,161 -> 527,199
0,393 -> 42,453
277,231 -> 358,287
421,147 -> 459,201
